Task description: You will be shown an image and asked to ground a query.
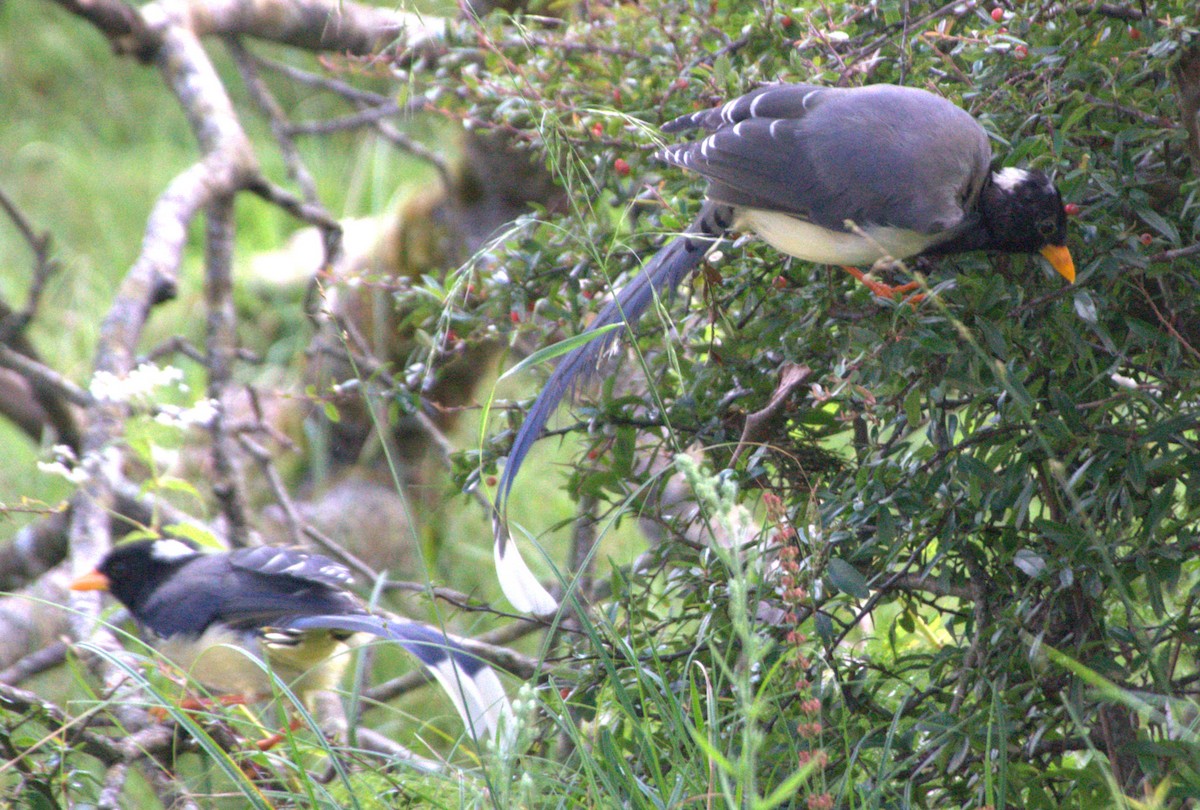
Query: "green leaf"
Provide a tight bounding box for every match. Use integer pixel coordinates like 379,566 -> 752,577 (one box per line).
165,522 -> 223,550
150,475 -> 201,501
1139,208 -> 1179,244
1013,549 -> 1046,579
903,387 -> 922,429
827,557 -> 870,598
498,323 -> 622,382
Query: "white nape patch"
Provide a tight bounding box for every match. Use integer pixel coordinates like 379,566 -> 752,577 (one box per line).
151,539 -> 197,562
494,538 -> 557,616
993,166 -> 1031,192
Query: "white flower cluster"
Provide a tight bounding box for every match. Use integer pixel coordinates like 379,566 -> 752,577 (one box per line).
153,399 -> 220,429
89,363 -> 188,403
36,444 -> 88,484
87,363 -> 218,428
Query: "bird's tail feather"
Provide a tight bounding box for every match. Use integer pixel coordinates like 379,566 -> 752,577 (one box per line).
283,614 -> 511,740
491,203 -> 728,615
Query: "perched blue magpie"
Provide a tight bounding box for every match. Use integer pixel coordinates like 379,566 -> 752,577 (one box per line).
72,539 -> 509,739
491,83 -> 1076,615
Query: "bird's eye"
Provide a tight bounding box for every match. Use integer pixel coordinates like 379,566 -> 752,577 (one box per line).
1037,218 -> 1057,237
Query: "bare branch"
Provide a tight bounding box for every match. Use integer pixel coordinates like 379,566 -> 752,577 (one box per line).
0,345 -> 93,409
203,194 -> 252,546
352,727 -> 442,770
178,0 -> 445,56
239,433 -> 305,547
0,641 -> 69,686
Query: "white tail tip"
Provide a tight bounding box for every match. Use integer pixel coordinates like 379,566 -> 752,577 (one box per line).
494,532 -> 558,616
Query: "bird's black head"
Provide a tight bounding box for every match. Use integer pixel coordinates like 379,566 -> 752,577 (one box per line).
979,167 -> 1074,281
74,539 -> 202,614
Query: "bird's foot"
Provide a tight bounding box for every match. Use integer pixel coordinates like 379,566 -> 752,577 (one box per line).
840,266 -> 925,304
149,693 -> 249,721
255,717 -> 306,752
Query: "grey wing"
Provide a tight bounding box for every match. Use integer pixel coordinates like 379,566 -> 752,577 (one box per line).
661,84 -> 829,134
230,546 -> 355,590
660,84 -> 992,236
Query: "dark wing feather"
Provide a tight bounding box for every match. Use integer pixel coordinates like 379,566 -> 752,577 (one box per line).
228,546 -> 355,589
661,84 -> 992,236
137,550 -> 361,637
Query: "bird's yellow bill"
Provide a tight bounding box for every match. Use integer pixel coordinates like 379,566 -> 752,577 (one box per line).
70,570 -> 111,592
1040,244 -> 1075,283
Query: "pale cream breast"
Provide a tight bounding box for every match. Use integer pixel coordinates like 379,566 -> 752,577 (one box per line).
154,625 -> 355,703
736,208 -> 943,266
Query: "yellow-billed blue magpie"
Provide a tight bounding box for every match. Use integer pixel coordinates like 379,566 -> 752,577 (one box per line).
491,83 -> 1076,615
72,539 -> 509,738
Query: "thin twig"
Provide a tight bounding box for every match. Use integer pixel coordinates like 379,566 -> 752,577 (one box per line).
0,187 -> 60,342
1150,242 -> 1200,262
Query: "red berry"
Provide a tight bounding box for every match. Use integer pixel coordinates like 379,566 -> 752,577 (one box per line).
673,78 -> 689,91
990,7 -> 1003,22
1139,233 -> 1153,246
592,122 -> 604,138
780,15 -> 793,27
446,329 -> 459,342
1063,203 -> 1081,217
612,88 -> 622,105
773,275 -> 788,290
466,283 -> 476,294
587,450 -> 599,460
510,310 -> 520,323
487,476 -> 497,487
1128,27 -> 1141,40
614,158 -> 631,176
1013,44 -> 1028,59
998,26 -> 1007,33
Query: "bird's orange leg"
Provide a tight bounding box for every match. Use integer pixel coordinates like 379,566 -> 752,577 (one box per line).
255,717 -> 306,751
840,266 -> 925,304
149,693 -> 250,721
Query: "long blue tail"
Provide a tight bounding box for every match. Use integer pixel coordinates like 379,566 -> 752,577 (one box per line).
282,613 -> 510,740
491,202 -> 730,615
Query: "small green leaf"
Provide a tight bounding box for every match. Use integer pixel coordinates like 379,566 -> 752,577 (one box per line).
165,522 -> 222,550
903,387 -> 922,429
1072,290 -> 1098,324
1013,549 -> 1045,578
1139,209 -> 1178,244
827,558 -> 870,598
151,475 -> 201,501
498,324 -> 622,382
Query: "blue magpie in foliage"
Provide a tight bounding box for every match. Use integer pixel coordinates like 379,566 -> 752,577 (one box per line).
490,83 -> 1076,615
72,539 -> 510,739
